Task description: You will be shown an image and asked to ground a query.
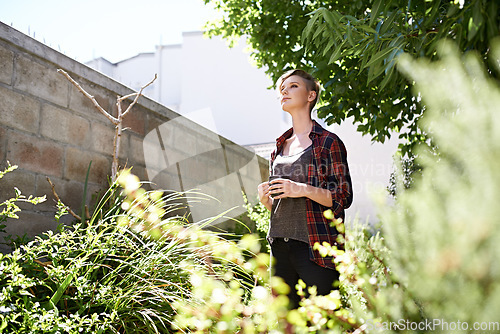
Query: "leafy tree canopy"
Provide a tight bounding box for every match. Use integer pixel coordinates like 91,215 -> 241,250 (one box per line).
203,0 -> 499,154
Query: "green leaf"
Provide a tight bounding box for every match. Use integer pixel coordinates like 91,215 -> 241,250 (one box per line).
345,15 -> 360,24
81,161 -> 92,225
447,3 -> 460,17
321,9 -> 344,40
0,318 -> 7,331
328,40 -> 347,64
455,21 -> 464,49
370,0 -> 383,27
375,19 -> 383,35
322,8 -> 339,29
358,24 -> 378,34
423,0 -> 442,26
389,34 -> 404,48
362,46 -> 397,69
468,1 -> 484,41
301,14 -> 317,44
359,41 -> 373,71
48,273 -> 75,310
380,10 -> 400,35
347,24 -> 355,47
486,1 -> 499,39
322,37 -> 336,57
379,62 -> 396,90
312,25 -> 325,42
367,57 -> 386,84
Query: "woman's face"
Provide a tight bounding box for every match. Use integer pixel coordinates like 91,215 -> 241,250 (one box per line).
279,75 -> 315,113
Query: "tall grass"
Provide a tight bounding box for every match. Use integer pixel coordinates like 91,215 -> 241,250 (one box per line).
1,170 -> 249,333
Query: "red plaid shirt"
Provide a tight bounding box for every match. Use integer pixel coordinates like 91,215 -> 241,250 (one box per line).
270,120 -> 353,269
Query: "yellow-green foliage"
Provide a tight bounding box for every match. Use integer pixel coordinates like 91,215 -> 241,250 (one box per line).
377,40 -> 500,330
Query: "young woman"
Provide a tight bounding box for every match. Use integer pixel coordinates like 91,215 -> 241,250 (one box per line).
257,69 -> 353,309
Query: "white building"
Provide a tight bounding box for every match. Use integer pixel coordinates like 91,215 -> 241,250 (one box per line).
87,31 -> 401,224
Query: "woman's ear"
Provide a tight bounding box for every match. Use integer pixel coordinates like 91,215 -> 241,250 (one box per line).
308,91 -> 317,102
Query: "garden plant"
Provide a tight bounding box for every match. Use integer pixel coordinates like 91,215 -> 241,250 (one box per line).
0,169 -> 258,333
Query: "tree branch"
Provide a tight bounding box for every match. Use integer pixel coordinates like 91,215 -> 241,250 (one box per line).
58,68 -> 156,182
46,177 -> 81,221
121,73 -> 157,118
57,69 -> 119,125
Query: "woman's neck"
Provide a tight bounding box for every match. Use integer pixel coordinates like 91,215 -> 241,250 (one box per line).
291,112 -> 313,137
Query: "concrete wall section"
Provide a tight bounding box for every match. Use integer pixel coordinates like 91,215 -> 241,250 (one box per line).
0,22 -> 268,252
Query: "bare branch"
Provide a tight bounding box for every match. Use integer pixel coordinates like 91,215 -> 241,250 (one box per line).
34,259 -> 52,267
57,69 -> 157,182
85,205 -> 90,219
46,176 -> 81,221
57,69 -> 119,125
118,92 -> 139,102
111,122 -> 121,181
121,73 -> 157,117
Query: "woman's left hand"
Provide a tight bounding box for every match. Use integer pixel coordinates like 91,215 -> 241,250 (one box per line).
269,178 -> 306,199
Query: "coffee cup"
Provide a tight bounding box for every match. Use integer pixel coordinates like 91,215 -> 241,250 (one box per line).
268,175 -> 289,198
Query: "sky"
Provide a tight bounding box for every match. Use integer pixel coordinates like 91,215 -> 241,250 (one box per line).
0,0 -> 220,63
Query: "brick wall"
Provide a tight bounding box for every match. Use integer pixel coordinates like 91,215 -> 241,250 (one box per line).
0,22 -> 268,252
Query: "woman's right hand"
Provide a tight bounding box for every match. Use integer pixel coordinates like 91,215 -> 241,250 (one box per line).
257,181 -> 273,211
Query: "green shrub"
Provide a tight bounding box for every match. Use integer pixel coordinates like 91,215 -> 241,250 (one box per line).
0,169 -> 252,333
373,41 -> 500,332
242,193 -> 270,253
0,163 -> 46,251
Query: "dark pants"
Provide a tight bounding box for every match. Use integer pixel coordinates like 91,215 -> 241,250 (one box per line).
270,238 -> 340,309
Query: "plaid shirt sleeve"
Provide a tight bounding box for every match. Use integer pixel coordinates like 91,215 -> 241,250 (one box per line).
326,135 -> 353,218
